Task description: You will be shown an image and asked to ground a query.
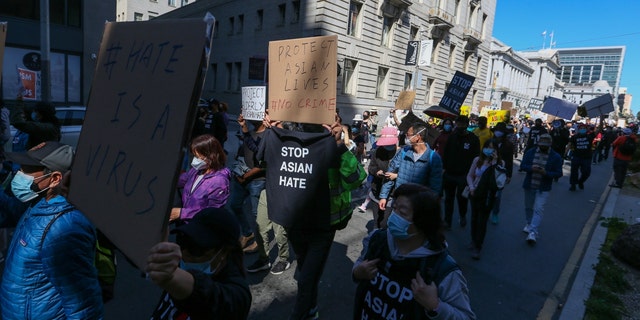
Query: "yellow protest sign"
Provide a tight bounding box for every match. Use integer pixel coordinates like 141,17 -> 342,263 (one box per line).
487,110 -> 510,127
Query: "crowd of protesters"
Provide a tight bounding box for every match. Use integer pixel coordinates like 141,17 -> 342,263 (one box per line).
0,91 -> 638,320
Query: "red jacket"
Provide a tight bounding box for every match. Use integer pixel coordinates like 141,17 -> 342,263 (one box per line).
612,134 -> 637,161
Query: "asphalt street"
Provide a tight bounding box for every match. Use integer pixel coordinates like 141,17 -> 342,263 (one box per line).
104,138 -> 613,319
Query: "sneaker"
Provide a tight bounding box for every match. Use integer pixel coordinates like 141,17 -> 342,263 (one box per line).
578,183 -> 584,190
491,213 -> 499,225
523,224 -> 531,233
243,241 -> 258,254
526,232 -> 537,245
270,260 -> 291,275
247,259 -> 271,273
569,185 -> 576,191
357,205 -> 367,213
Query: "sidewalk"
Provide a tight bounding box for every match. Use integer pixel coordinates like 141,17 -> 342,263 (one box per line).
558,182 -> 640,319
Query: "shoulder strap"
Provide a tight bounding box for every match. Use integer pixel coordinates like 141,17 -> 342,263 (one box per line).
39,208 -> 75,249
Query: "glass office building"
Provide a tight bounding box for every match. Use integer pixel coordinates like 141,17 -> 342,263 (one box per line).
555,46 -> 625,93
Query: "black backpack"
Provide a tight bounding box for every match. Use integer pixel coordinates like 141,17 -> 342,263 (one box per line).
619,136 -> 637,156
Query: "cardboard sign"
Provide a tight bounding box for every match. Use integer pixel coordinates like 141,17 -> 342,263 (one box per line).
541,97 -> 577,120
501,101 -> 513,111
487,110 -> 510,127
68,18 -> 213,270
439,71 -> 475,115
241,86 -> 266,120
528,98 -> 544,111
459,105 -> 470,116
0,22 -> 6,79
582,93 -> 614,118
268,35 -> 337,125
18,67 -> 37,100
395,90 -> 416,110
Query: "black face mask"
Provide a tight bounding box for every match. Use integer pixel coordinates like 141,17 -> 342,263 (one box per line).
539,147 -> 550,153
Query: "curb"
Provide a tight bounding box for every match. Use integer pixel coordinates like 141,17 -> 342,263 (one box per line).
553,178 -> 617,319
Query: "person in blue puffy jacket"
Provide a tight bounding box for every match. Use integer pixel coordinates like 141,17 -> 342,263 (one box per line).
0,141 -> 103,319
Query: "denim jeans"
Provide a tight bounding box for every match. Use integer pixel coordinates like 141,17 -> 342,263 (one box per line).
492,190 -> 503,215
523,188 -> 549,235
227,177 -> 265,236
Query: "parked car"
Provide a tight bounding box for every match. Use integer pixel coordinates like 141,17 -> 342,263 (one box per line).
5,105 -> 86,152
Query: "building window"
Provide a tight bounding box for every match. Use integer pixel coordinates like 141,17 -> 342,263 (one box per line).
410,26 -> 419,40
134,12 -> 143,21
481,13 -> 487,38
235,62 -> 242,91
168,0 -> 176,7
448,44 -> 456,69
238,14 -> 244,33
292,1 -> 300,23
404,73 -> 412,90
347,2 -> 362,37
148,11 -> 158,19
431,38 -> 441,64
342,59 -> 358,95
464,52 -> 473,73
226,63 -> 233,90
278,3 -> 286,26
148,14 -> 157,20
229,17 -> 235,35
210,63 -> 217,90
375,67 -> 389,99
475,56 -> 482,78
249,58 -> 267,82
149,0 -> 157,2
425,78 -> 435,105
468,3 -> 477,28
381,16 -> 393,47
256,9 -> 264,30
454,0 -> 461,24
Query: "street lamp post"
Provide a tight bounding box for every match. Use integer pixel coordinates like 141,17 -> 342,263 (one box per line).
40,0 -> 51,102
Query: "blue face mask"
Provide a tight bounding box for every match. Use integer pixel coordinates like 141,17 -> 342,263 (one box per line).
31,112 -> 38,121
578,129 -> 587,135
483,148 -> 494,157
443,124 -> 452,132
181,258 -> 215,274
11,171 -> 52,203
387,211 -> 414,240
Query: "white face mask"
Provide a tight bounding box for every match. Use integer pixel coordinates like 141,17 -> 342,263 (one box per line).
191,157 -> 207,171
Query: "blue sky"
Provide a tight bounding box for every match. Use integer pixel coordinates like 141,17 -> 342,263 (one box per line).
493,0 -> 640,115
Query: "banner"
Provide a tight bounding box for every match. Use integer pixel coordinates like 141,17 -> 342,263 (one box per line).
418,40 -> 433,67
395,90 -> 416,110
241,86 -> 266,120
541,97 -> 577,120
68,18 -> 214,270
404,41 -> 418,66
268,35 -> 338,125
439,71 -> 475,115
18,67 -> 37,100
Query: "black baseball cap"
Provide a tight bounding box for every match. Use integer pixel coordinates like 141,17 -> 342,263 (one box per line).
6,141 -> 73,173
171,207 -> 241,249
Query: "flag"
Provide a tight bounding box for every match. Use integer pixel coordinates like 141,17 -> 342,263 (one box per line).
541,30 -> 547,36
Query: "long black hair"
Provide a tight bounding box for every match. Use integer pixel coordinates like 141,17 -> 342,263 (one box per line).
392,183 -> 445,250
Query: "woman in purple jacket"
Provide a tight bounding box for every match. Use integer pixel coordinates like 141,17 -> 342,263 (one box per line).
170,134 -> 231,223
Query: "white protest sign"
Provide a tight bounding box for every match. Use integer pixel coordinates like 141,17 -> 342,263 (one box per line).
241,86 -> 266,120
